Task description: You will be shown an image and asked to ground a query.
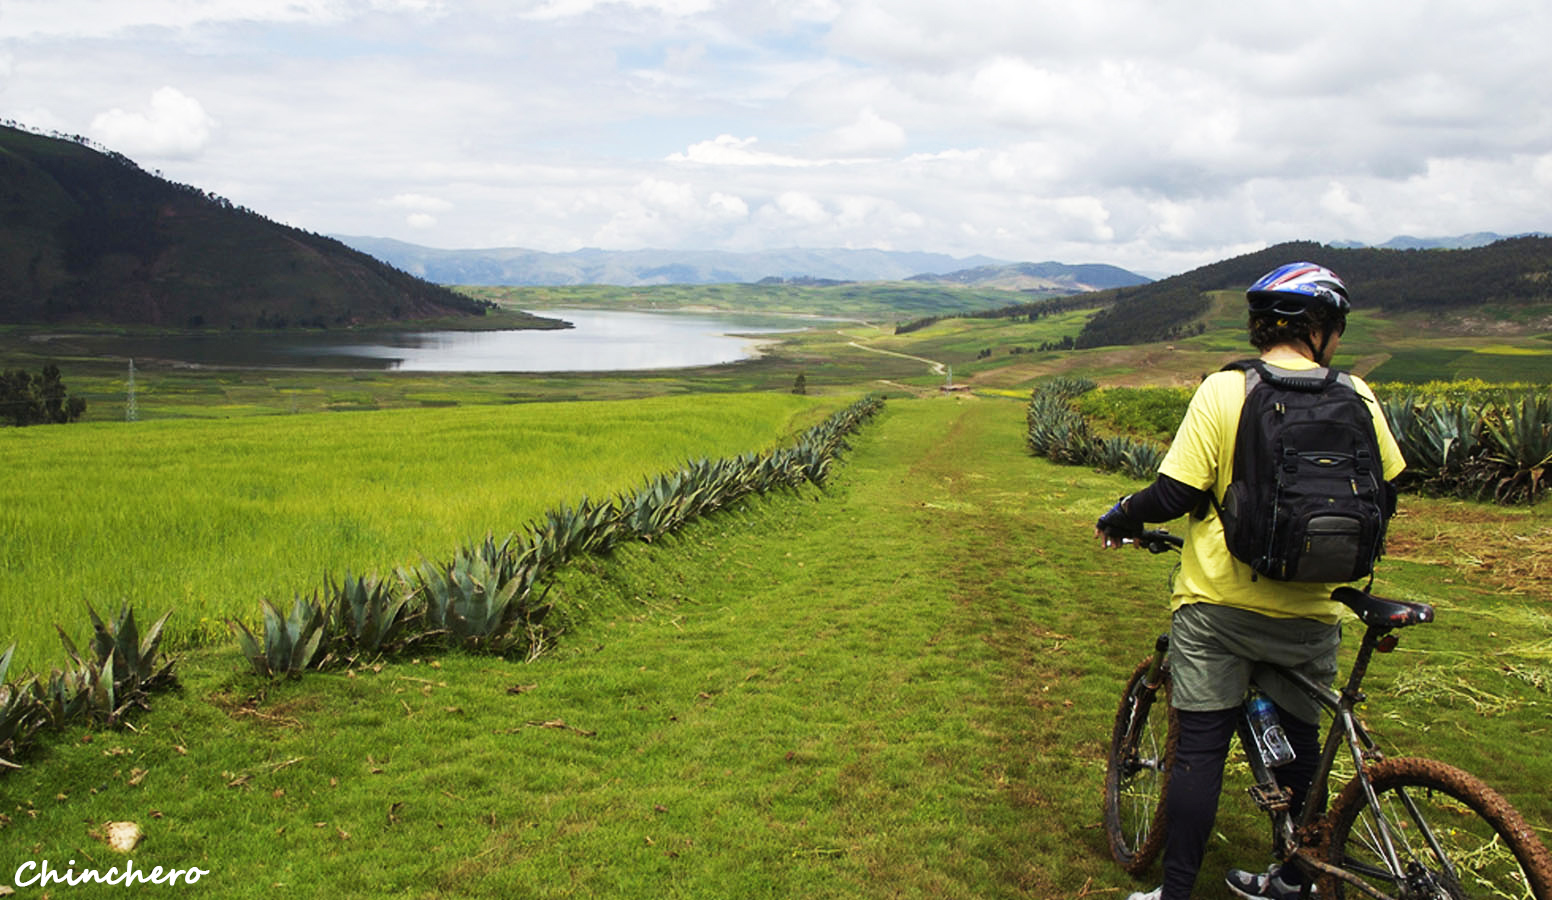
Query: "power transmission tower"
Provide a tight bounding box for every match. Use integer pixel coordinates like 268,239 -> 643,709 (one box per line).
126,359 -> 138,422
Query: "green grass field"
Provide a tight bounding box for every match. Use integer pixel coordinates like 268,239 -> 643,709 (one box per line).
0,393 -> 841,674
3,397 -> 1548,898
4,280 -> 1551,896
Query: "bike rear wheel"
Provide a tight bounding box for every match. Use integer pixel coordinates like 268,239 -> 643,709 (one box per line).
1322,756 -> 1552,899
1103,657 -> 1176,875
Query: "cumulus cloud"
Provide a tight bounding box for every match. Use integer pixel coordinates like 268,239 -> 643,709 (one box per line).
8,0 -> 1549,273
88,87 -> 215,159
668,135 -> 819,168
384,193 -> 454,212
826,108 -> 906,155
521,0 -> 717,22
0,0 -> 344,39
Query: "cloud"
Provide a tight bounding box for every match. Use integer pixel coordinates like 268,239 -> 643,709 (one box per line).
667,135 -> 817,168
88,87 -> 215,159
0,0 -> 344,39
826,108 -> 906,155
384,193 -> 454,212
520,0 -> 718,22
7,0 -> 1549,275
773,192 -> 827,224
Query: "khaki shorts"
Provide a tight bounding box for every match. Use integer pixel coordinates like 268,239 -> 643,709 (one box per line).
1169,602 -> 1341,724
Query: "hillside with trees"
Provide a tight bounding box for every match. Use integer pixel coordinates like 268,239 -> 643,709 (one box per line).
905,260 -> 1149,292
0,125 -> 531,329
1075,237 -> 1552,348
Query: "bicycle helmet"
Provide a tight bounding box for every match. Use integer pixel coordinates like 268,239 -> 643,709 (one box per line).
1246,262 -> 1350,317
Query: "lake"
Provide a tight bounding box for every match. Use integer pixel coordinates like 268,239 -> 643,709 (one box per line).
53,309 -> 812,373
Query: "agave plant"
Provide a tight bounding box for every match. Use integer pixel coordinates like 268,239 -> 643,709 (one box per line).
329,571 -> 415,656
82,603 -> 177,698
528,498 -> 623,574
1475,394 -> 1552,504
230,594 -> 330,678
1382,393 -> 1481,489
1026,382 -> 1095,461
29,663 -> 93,729
624,472 -> 697,542
0,644 -> 43,771
412,537 -> 546,654
1090,435 -> 1165,481
793,439 -> 834,486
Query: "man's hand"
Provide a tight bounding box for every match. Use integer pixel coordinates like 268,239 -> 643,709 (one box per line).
1095,495 -> 1143,549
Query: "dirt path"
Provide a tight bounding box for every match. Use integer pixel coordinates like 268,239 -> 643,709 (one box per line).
845,340 -> 947,375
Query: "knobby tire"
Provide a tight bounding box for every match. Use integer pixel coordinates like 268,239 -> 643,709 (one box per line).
1322,756 -> 1552,899
1104,657 -> 1177,876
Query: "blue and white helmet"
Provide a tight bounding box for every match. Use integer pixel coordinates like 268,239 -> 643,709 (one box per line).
1246,262 -> 1350,317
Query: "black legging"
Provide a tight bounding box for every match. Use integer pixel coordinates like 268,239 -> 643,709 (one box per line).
1159,701 -> 1321,899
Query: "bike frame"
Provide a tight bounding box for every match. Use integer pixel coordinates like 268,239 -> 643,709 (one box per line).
1237,620 -> 1424,899
1140,623 -> 1418,898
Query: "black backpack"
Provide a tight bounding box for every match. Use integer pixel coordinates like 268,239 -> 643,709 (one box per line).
1212,359 -> 1396,583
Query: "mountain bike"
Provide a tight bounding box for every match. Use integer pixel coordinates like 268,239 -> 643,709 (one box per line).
1102,529 -> 1552,899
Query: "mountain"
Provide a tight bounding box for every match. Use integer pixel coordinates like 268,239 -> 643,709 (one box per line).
0,126 -> 504,329
906,260 -> 1149,291
333,236 -> 1011,287
1075,237 -> 1552,348
1329,232 -> 1548,251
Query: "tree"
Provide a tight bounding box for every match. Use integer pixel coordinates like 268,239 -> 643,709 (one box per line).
791,373 -> 807,395
0,365 -> 87,426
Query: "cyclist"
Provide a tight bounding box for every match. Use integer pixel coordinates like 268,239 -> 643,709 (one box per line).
1095,263 -> 1407,900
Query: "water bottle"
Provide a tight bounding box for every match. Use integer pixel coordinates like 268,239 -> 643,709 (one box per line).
1246,692 -> 1296,767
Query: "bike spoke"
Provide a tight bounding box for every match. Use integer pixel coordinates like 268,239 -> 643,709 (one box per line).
1331,764 -> 1542,900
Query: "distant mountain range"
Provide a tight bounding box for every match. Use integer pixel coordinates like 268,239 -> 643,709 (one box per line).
0,125 -> 505,328
333,236 -> 1152,290
1330,232 -> 1548,251
333,236 -> 1016,287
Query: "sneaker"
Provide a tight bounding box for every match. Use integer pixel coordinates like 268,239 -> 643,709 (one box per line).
1225,865 -> 1315,899
1124,889 -> 1161,900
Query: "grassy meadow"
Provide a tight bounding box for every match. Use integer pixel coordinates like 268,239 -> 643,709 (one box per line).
3,281 -> 1550,896
0,393 -> 842,674
2,396 -> 1548,899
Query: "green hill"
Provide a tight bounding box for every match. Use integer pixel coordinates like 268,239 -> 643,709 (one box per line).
0,125 -> 517,329
1076,238 -> 1552,348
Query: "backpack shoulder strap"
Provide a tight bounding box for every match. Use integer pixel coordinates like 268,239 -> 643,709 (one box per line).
1225,358 -> 1342,394
1219,358 -> 1267,397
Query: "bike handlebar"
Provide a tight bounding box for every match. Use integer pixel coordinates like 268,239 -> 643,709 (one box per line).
1135,529 -> 1183,554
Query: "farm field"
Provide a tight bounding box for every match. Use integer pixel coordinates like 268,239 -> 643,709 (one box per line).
3,396 -> 1548,898
0,393 -> 842,674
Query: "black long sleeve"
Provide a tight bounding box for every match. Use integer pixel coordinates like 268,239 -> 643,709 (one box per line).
1125,473 -> 1208,524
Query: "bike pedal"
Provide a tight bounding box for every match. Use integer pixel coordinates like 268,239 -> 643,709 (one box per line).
1247,782 -> 1293,813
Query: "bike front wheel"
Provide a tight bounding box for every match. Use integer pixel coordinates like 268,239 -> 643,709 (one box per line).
1103,657 -> 1176,875
1323,756 -> 1552,899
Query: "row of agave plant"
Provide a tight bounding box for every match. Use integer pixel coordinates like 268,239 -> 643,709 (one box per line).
1024,377 -> 1165,481
1027,378 -> 1550,505
1,606 -> 176,771
1378,391 -> 1551,504
0,395 -> 886,770
230,394 -> 888,678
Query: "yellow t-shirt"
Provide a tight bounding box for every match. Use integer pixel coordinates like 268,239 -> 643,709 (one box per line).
1157,358 -> 1407,623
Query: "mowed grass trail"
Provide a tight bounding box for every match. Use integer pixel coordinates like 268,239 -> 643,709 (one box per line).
5,396 -> 1548,898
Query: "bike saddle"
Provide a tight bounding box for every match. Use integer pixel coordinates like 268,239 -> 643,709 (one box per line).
1331,587 -> 1435,628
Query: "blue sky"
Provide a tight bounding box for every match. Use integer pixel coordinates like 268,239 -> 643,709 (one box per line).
3,0 -> 1550,276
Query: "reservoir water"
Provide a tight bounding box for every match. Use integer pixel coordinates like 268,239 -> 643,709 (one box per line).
54,309 -> 809,373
